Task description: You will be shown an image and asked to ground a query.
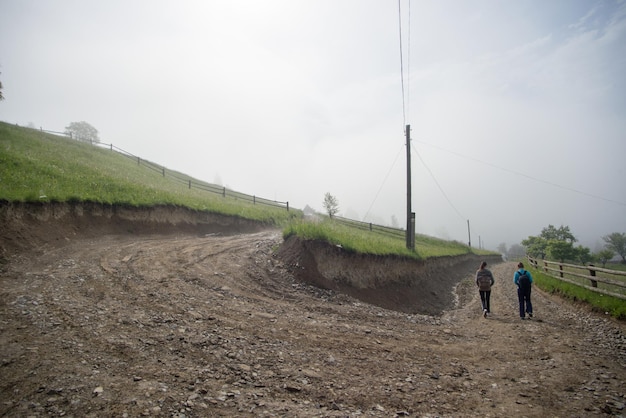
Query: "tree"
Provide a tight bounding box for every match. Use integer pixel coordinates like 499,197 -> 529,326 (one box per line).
523,224 -> 580,261
603,232 -> 626,263
547,240 -> 577,263
64,121 -> 99,143
595,249 -> 615,268
521,236 -> 548,259
0,74 -> 4,100
574,245 -> 593,265
508,244 -> 526,259
540,224 -> 577,244
322,192 -> 339,218
496,243 -> 508,256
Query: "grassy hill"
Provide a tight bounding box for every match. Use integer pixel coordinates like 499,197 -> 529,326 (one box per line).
0,122 -> 297,224
1,121 -> 497,259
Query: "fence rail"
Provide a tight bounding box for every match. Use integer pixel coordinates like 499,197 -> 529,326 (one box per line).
33,126 -> 290,211
527,256 -> 626,300
333,215 -> 405,238
31,125 -> 420,233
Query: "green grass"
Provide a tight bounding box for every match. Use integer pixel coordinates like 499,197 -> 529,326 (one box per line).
605,263 -> 626,272
0,122 -> 298,225
1,121 -> 500,260
530,267 -> 626,320
284,218 -> 492,260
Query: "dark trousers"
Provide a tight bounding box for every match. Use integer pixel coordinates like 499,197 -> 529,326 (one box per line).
518,287 -> 533,318
479,290 -> 491,313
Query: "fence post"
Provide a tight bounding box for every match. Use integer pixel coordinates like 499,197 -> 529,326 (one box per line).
110,144 -> 113,151
222,187 -> 226,198
137,157 -> 140,165
588,264 -> 598,288
188,180 -> 191,189
253,196 -> 256,205
559,264 -> 564,278
369,223 -> 373,231
543,260 -> 548,273
162,168 -> 165,177
286,202 -> 289,211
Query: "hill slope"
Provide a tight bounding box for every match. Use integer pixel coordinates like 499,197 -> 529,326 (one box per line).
0,122 -> 295,224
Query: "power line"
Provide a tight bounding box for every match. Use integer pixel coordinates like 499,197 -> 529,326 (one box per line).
416,139 -> 626,207
411,142 -> 466,221
407,0 -> 411,121
363,145 -> 405,221
397,0 -> 406,126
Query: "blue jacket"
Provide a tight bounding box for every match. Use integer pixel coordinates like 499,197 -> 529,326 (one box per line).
514,268 -> 533,286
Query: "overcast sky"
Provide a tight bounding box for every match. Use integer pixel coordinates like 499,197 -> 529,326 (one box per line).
1,0 -> 625,250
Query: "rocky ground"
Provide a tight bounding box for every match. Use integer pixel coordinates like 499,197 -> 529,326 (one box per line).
1,210 -> 625,417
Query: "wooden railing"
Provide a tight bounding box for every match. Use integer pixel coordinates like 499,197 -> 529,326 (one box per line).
527,256 -> 626,300
333,215 -> 405,239
31,126 -> 290,212
99,142 -> 290,211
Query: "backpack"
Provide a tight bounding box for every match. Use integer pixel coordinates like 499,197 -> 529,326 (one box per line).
477,272 -> 492,291
518,270 -> 531,290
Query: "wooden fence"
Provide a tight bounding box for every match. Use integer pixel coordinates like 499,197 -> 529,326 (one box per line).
97,142 -> 290,211
333,215 -> 405,239
35,125 -> 420,234
527,256 -> 626,300
35,127 -> 289,211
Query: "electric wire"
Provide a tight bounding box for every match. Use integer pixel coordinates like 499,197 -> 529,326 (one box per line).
363,144 -> 405,222
411,142 -> 466,221
398,0 -> 406,126
407,0 -> 411,121
416,139 -> 626,207
361,2 -> 410,225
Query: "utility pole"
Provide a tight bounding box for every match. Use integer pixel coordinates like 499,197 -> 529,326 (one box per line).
406,125 -> 415,250
467,219 -> 472,249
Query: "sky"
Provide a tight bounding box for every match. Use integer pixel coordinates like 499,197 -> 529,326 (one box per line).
1,0 -> 625,251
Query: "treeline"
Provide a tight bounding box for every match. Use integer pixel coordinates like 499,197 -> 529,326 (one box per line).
515,225 -> 625,267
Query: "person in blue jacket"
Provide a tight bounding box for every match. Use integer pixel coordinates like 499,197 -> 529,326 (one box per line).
514,262 -> 533,319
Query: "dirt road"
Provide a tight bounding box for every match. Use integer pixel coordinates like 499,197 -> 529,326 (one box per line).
1,228 -> 625,417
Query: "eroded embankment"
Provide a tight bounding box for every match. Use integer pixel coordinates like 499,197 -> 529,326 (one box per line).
276,235 -> 503,315
0,201 -> 267,256
1,202 -> 502,315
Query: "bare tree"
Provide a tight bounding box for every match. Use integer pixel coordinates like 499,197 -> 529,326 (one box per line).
64,121 -> 100,143
322,193 -> 339,218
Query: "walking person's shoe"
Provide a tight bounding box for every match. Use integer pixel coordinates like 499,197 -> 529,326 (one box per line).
528,313 -> 533,319
483,309 -> 488,318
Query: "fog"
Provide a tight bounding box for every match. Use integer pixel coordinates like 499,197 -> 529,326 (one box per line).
1,0 -> 625,250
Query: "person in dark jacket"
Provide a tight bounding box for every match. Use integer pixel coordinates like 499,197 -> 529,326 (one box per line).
476,261 -> 495,318
514,262 -> 534,319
